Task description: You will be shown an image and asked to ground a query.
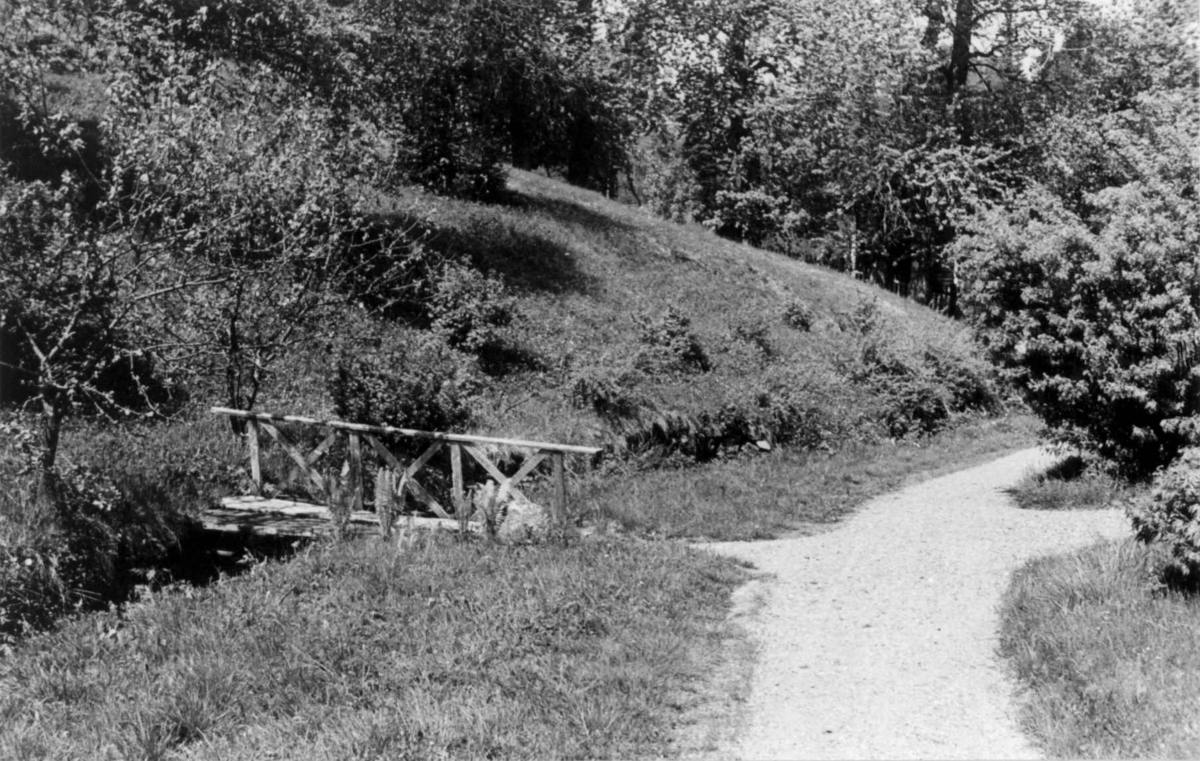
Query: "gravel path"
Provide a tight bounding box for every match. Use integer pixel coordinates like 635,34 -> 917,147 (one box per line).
707,448 -> 1128,760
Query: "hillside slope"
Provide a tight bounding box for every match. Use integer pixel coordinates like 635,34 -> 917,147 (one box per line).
311,168 -> 997,460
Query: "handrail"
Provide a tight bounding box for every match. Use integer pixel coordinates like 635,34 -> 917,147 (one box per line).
210,406 -> 600,543
210,407 -> 602,455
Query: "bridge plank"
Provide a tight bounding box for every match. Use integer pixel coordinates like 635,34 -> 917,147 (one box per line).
204,496 -> 478,538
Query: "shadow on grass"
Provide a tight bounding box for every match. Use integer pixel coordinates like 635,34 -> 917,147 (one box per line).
496,186 -> 637,238
375,205 -> 601,296
476,339 -> 548,377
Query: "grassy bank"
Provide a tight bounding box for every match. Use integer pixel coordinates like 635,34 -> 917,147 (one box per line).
0,534 -> 748,760
583,413 -> 1038,541
999,538 -> 1200,758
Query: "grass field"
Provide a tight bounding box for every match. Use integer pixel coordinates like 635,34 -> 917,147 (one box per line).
1000,538 -> 1200,758
0,534 -> 749,760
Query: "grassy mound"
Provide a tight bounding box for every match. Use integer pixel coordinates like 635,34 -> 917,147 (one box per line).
355,168 -> 1000,458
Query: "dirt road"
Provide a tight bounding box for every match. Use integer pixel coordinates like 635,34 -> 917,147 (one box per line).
708,448 -> 1127,760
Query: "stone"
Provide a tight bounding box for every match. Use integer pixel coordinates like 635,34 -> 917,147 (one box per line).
496,498 -> 552,545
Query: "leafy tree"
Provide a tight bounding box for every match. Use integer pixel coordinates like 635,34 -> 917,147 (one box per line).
957,1 -> 1200,476
0,0 -> 413,494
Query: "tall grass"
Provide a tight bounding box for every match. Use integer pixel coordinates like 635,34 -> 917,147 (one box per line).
1,413 -> 244,646
1000,538 -> 1200,758
0,534 -> 749,760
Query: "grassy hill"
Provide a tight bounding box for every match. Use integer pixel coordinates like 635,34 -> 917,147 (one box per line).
265,167 -> 997,463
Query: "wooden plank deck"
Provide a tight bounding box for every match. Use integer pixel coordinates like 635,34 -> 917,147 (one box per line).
202,495 -> 478,540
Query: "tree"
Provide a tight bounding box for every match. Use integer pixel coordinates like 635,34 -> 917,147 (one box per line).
0,0 -> 412,495
956,0 -> 1200,476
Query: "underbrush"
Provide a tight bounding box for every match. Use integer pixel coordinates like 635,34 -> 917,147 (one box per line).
581,414 -> 1038,540
1000,538 -> 1200,758
0,534 -> 748,761
1008,454 -> 1134,512
1,413 -> 242,647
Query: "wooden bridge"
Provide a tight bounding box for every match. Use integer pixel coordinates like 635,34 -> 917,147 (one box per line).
203,407 -> 602,542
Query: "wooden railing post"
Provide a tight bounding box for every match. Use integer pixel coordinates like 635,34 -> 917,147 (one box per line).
552,451 -> 567,545
347,431 -> 363,512
247,418 -> 263,495
450,443 -> 465,529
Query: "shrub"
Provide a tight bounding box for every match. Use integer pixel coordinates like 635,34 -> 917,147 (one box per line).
834,297 -> 885,336
1,413 -> 237,645
921,347 -> 1000,414
328,336 -> 478,440
730,315 -> 774,359
570,365 -> 645,422
707,188 -> 787,246
959,180 -> 1200,478
782,298 -> 816,332
430,263 -> 517,353
1129,446 -> 1200,580
633,305 -> 711,375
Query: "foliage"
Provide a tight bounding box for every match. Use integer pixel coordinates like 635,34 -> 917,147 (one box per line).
834,299 -> 998,438
1,413 -> 241,646
959,179 -> 1200,476
570,364 -> 646,423
956,0 -> 1199,476
363,0 -> 633,199
328,334 -> 478,439
1129,447 -> 1200,579
0,0 -> 439,487
633,305 -> 711,375
430,263 -> 518,353
781,298 -> 816,332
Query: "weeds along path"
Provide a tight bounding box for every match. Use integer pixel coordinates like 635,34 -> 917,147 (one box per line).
707,448 -> 1127,760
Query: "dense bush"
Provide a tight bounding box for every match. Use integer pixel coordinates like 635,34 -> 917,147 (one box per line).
430,263 -> 518,353
1,414 -> 240,645
959,182 -> 1200,477
1129,447 -> 1200,580
707,189 -> 788,247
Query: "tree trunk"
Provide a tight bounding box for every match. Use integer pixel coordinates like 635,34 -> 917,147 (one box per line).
36,392 -> 65,508
948,0 -> 975,143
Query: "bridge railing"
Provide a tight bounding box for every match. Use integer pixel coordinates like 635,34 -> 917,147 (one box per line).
211,407 -> 602,540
